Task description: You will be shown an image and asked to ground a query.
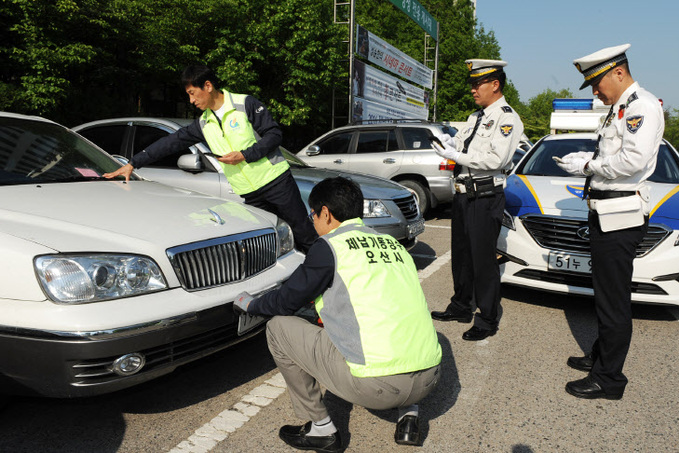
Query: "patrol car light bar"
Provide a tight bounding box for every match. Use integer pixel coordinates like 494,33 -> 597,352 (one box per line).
552,99 -> 593,110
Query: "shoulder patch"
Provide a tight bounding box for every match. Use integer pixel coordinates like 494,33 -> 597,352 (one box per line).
501,106 -> 513,113
500,124 -> 513,137
626,115 -> 644,133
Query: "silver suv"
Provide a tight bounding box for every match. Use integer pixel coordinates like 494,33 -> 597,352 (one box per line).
297,121 -> 457,214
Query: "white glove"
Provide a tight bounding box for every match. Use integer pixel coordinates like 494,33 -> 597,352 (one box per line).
432,133 -> 460,161
556,155 -> 590,176
233,291 -> 253,313
562,151 -> 594,161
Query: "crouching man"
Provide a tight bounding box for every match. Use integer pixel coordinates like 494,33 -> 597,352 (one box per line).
234,177 -> 442,451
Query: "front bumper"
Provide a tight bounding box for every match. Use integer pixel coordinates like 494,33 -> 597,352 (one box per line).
0,301 -> 265,398
498,222 -> 679,307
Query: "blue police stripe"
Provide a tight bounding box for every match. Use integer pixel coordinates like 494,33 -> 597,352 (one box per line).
504,174 -> 542,217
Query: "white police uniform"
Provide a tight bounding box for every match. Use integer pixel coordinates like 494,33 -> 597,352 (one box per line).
565,44 -> 664,398
453,96 -> 524,182
432,59 -> 524,337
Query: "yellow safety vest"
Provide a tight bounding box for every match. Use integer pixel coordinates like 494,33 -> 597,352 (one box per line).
315,218 -> 442,377
200,91 -> 289,195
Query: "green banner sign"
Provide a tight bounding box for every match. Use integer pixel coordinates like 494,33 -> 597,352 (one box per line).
388,0 -> 438,41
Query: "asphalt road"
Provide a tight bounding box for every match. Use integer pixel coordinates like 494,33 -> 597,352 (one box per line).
2,206 -> 678,453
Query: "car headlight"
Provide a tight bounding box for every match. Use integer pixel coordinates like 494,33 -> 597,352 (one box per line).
501,210 -> 515,230
276,218 -> 295,256
363,200 -> 390,218
35,254 -> 167,304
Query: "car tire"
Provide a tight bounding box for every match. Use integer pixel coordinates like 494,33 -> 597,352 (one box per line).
399,179 -> 430,215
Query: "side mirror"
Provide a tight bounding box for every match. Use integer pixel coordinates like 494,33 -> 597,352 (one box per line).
178,153 -> 204,173
306,145 -> 321,156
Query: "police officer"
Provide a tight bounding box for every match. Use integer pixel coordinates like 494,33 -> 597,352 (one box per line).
234,177 -> 442,451
557,44 -> 664,399
103,65 -> 318,253
430,60 -> 524,341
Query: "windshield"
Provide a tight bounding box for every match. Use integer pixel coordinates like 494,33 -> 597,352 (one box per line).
517,137 -> 679,184
0,117 -> 132,186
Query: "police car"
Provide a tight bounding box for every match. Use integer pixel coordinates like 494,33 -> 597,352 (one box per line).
498,99 -> 679,306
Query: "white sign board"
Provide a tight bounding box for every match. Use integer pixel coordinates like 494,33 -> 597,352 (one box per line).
353,60 -> 428,120
356,25 -> 433,89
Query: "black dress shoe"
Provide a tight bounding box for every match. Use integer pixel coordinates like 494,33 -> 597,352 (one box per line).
462,326 -> 497,341
395,415 -> 420,446
431,307 -> 473,323
567,353 -> 594,372
565,375 -> 623,400
279,421 -> 344,452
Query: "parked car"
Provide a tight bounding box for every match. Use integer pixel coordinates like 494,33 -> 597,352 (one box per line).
498,132 -> 679,306
73,118 -> 425,248
295,120 -> 456,214
0,112 -> 304,397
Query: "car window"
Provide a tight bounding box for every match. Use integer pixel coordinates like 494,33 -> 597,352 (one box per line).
649,144 -> 679,183
0,117 -> 133,185
132,125 -> 192,168
78,124 -> 127,156
519,138 -> 597,176
356,130 -> 398,154
402,127 -> 433,150
316,132 -> 353,155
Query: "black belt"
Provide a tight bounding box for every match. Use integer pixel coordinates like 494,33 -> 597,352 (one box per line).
588,190 -> 637,199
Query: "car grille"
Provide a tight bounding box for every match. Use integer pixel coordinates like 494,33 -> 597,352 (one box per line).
520,214 -> 672,258
394,194 -> 420,221
167,229 -> 277,291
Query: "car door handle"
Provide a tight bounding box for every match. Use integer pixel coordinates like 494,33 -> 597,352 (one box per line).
383,158 -> 396,164
333,159 -> 344,164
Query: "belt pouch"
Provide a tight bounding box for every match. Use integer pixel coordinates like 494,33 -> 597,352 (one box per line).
473,176 -> 496,198
590,195 -> 644,232
463,178 -> 476,198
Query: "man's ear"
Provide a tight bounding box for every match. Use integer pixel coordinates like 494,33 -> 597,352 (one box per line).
203,80 -> 214,92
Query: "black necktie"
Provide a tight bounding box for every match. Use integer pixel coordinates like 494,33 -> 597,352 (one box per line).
454,110 -> 484,177
582,106 -> 614,199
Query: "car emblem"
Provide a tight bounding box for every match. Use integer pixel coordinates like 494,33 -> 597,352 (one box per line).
208,209 -> 225,225
576,226 -> 590,240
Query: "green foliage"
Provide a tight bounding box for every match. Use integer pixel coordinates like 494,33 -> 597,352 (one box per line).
516,88 -> 574,141
665,109 -> 679,148
5,0 -> 676,150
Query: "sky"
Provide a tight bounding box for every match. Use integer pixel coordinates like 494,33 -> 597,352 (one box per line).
474,0 -> 679,111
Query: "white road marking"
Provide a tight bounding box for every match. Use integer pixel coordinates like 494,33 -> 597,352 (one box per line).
171,252 -> 453,452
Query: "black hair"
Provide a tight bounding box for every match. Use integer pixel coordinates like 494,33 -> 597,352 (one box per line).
488,71 -> 507,92
308,177 -> 364,222
181,65 -> 220,90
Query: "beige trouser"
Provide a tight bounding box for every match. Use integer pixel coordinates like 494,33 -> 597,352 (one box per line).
266,315 -> 441,421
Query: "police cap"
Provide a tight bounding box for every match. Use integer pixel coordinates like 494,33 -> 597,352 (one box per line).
465,59 -> 507,83
573,44 -> 631,90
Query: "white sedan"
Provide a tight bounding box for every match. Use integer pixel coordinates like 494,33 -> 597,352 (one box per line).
0,112 -> 303,397
498,133 -> 679,306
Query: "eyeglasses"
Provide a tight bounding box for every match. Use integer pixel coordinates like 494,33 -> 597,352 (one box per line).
470,79 -> 493,90
307,210 -> 316,222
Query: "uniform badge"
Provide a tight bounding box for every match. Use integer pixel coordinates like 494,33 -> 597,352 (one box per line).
484,120 -> 494,129
626,115 -> 644,134
500,124 -> 513,137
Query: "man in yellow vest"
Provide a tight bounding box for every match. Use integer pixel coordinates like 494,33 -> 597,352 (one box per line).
103,65 -> 317,253
234,177 -> 442,451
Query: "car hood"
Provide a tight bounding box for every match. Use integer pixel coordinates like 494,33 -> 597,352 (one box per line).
0,180 -> 278,253
290,165 -> 409,199
505,174 -> 679,228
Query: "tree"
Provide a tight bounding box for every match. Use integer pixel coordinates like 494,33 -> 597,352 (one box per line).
664,109 -> 679,147
516,88 -> 574,141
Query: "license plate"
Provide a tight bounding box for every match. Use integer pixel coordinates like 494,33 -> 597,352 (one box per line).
407,219 -> 425,239
237,312 -> 267,336
548,252 -> 591,274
